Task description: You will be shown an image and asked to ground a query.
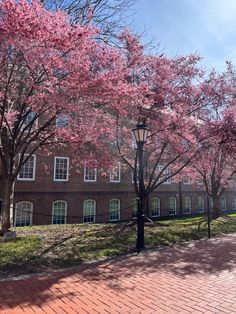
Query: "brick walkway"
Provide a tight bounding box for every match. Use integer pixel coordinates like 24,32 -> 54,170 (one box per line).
1,234 -> 236,314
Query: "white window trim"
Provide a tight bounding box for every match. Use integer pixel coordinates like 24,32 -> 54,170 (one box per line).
183,196 -> 192,214
162,168 -> 172,184
84,166 -> 97,182
169,197 -> 176,215
132,171 -> 139,184
132,172 -> 134,183
14,201 -> 33,227
110,164 -> 121,183
109,199 -> 120,221
183,177 -> 191,185
132,198 -> 138,218
197,196 -> 205,213
17,154 -> 36,181
232,196 -> 236,210
163,179 -> 172,184
197,178 -> 204,185
152,197 -> 161,217
221,196 -> 227,211
51,200 -> 67,224
83,199 -> 96,223
53,157 -> 69,182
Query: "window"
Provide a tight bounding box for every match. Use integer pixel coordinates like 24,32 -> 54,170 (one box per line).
132,198 -> 138,218
52,201 -> 67,224
109,199 -> 120,221
132,171 -> 139,183
22,108 -> 37,129
221,196 -> 227,211
54,157 -> 69,181
18,155 -> 36,180
196,177 -> 204,185
15,202 -> 33,227
183,196 -> 191,214
152,198 -> 160,217
84,166 -> 97,182
110,164 -> 121,182
83,200 -> 96,223
56,115 -> 69,128
163,168 -> 171,184
232,196 -> 236,210
131,137 -> 137,149
169,197 -> 176,215
183,177 -> 191,184
210,197 -> 213,209
157,165 -> 171,184
197,196 -> 204,213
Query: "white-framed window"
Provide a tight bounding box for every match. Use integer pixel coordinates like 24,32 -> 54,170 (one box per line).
132,198 -> 138,218
52,201 -> 67,224
232,196 -> 236,210
84,165 -> 97,182
54,157 -> 69,181
163,168 -> 171,184
18,155 -> 36,181
152,197 -> 160,217
132,171 -> 139,183
197,196 -> 204,213
196,177 -> 204,185
183,177 -> 191,185
221,196 -> 227,211
110,164 -> 121,183
183,196 -> 191,214
109,199 -> 120,221
22,108 -> 37,129
56,115 -> 69,128
15,201 -> 33,227
131,137 -> 137,149
157,166 -> 171,184
169,197 -> 176,215
83,199 -> 96,223
210,197 -> 213,209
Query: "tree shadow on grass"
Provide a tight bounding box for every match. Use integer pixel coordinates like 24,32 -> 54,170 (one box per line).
0,234 -> 236,310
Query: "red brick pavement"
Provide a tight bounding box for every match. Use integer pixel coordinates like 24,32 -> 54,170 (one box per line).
0,234 -> 236,314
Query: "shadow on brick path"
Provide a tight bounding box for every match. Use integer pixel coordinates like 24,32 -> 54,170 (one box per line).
0,234 -> 236,313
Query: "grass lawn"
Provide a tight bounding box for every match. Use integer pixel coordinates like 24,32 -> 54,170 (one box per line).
0,215 -> 236,278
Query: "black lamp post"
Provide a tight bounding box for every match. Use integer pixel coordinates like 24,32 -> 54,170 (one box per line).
132,122 -> 149,253
179,180 -> 183,216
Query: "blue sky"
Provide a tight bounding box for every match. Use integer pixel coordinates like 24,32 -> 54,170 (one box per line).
132,0 -> 236,71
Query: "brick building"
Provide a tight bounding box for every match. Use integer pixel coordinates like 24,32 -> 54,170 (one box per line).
10,150 -> 236,227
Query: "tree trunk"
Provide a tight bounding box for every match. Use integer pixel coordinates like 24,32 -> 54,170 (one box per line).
1,178 -> 15,234
212,195 -> 222,219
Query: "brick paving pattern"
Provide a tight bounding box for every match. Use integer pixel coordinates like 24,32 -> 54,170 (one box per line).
0,234 -> 236,313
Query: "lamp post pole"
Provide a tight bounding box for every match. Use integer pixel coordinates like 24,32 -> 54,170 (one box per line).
179,180 -> 183,216
137,141 -> 145,252
132,122 -> 149,253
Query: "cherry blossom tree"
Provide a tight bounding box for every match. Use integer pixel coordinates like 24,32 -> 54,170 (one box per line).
0,0 -> 141,233
45,0 -> 135,41
191,136 -> 236,219
114,52 -> 206,217
189,66 -> 236,219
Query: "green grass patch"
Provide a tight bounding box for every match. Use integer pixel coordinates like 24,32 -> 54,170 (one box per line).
228,213 -> 236,217
0,216 -> 235,278
0,236 -> 41,268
